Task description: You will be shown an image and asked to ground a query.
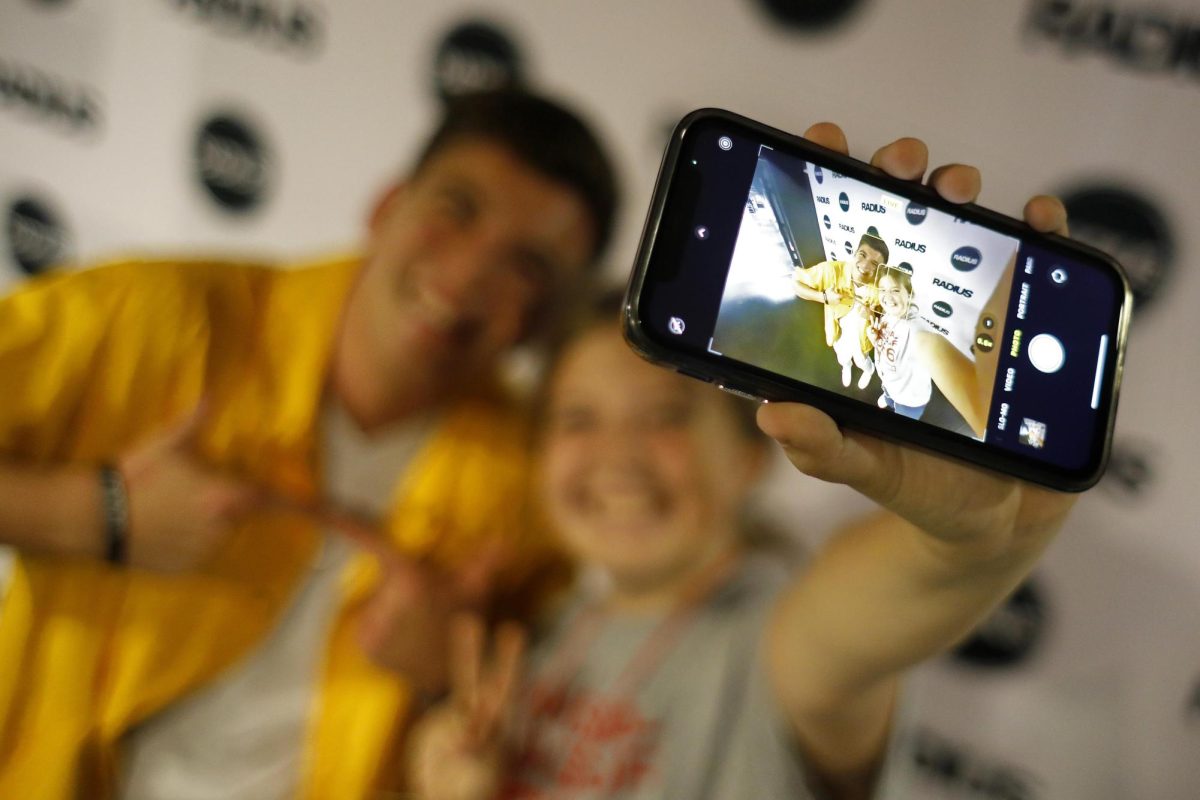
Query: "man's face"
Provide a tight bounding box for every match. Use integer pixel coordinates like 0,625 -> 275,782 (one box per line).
852,242 -> 885,284
355,138 -> 595,404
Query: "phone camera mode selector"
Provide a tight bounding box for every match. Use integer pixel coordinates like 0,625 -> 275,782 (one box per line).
1050,267 -> 1069,286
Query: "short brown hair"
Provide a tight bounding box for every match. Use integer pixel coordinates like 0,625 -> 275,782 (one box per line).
413,89 -> 619,266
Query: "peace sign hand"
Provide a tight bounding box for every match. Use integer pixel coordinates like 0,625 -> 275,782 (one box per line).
407,615 -> 527,800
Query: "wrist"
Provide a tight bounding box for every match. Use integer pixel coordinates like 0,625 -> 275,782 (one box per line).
49,467 -> 108,560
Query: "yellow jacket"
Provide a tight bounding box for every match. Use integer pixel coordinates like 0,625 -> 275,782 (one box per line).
793,259 -> 879,352
0,257 -> 559,798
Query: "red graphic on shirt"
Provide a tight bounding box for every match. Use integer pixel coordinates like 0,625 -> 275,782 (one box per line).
500,679 -> 662,798
871,318 -> 902,368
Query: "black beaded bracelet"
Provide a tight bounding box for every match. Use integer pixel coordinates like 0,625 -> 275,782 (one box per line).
99,465 -> 129,565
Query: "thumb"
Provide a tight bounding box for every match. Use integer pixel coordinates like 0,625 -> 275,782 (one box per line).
311,502 -> 394,560
756,402 -> 900,501
157,397 -> 210,454
120,398 -> 211,478
454,540 -> 514,607
204,474 -> 266,522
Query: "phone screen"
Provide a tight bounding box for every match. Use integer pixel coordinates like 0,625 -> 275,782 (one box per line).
631,112 -> 1129,487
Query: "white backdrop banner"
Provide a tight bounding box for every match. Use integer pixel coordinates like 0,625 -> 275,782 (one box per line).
2,1 -> 1197,798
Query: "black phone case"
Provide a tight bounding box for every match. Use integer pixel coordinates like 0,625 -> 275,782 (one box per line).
623,108 -> 1132,492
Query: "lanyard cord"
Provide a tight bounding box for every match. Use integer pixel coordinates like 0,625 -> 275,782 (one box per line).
539,551 -> 739,697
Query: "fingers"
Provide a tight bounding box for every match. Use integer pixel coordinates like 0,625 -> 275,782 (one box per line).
310,500 -> 394,558
469,621 -> 526,746
803,122 -> 848,155
492,622 -> 527,709
203,476 -> 264,522
453,540 -> 513,608
358,554 -> 425,635
449,614 -> 527,750
120,399 -> 210,477
870,137 -> 929,182
809,124 -> 981,206
450,614 -> 485,714
157,397 -> 210,453
926,163 -> 982,204
1023,194 -> 1069,236
833,128 -> 1063,231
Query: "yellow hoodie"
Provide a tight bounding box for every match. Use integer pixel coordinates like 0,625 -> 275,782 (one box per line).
0,258 -> 559,798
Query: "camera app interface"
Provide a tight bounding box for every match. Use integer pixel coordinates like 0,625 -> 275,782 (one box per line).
707,144 -> 1115,468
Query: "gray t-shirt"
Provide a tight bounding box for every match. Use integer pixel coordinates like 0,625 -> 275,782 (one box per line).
501,556 -> 818,800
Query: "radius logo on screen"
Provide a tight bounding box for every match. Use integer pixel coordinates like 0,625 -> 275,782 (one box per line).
951,245 -> 982,272
905,201 -> 927,225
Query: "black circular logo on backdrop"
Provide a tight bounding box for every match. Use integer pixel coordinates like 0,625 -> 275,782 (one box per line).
822,214 -> 831,229
194,113 -> 272,214
6,196 -> 68,275
932,300 -> 953,318
433,20 -> 525,102
1100,439 -> 1156,499
838,192 -> 850,212
953,578 -> 1047,669
843,240 -> 852,255
813,165 -> 824,183
950,245 -> 982,272
1060,185 -> 1174,315
752,0 -> 870,31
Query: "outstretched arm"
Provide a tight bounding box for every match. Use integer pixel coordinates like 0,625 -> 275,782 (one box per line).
760,123 -> 1074,799
916,252 -> 1018,438
0,407 -> 263,571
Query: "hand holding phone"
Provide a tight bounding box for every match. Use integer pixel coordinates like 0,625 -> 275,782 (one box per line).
624,110 -> 1130,491
755,124 -> 1077,550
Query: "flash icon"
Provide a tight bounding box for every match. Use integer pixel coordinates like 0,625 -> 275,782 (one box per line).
668,317 -> 686,335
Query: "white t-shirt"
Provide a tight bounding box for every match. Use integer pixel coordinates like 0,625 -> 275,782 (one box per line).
872,315 -> 932,408
120,403 -> 428,800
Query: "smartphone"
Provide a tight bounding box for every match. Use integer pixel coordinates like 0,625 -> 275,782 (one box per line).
623,108 -> 1131,492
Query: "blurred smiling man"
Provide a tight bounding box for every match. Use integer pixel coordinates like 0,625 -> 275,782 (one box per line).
0,89 -> 617,800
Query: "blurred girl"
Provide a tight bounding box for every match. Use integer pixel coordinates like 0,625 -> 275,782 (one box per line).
405,146 -> 1078,800
409,297 -> 824,798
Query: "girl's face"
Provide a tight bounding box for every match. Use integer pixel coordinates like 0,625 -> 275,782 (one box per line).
878,274 -> 912,317
539,326 -> 763,601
